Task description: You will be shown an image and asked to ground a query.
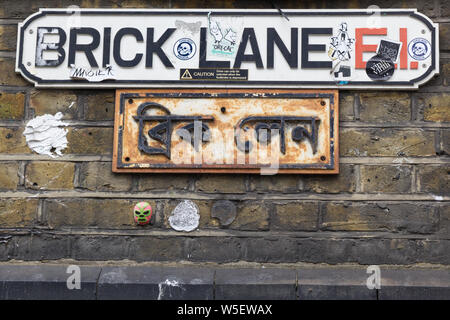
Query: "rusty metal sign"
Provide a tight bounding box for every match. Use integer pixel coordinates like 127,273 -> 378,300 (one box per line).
113,89 -> 338,174
16,8 -> 438,89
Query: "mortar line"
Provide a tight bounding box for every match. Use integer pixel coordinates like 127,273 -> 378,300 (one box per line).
1,120 -> 448,128
354,93 -> 360,120
2,227 -> 449,241
413,164 -> 420,193
0,19 -> 22,24
0,52 -> 15,58
18,160 -> 25,186
339,122 -> 450,128
317,201 -> 324,231
355,164 -> 362,193
36,198 -> 44,224
439,130 -> 445,155
73,163 -> 81,188
23,88 -> 32,120
434,131 -> 441,158
0,155 -> 448,164
0,190 -> 448,201
411,92 -> 417,122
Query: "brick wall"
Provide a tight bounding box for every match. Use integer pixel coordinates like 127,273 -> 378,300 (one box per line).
0,0 -> 448,265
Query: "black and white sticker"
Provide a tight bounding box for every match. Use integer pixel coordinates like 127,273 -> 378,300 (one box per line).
377,39 -> 402,63
366,54 -> 395,81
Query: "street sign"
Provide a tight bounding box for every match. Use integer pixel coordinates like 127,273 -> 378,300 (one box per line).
112,89 -> 338,174
16,8 -> 438,89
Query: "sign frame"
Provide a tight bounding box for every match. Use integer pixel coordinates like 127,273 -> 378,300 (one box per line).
15,8 -> 439,89
112,89 -> 339,174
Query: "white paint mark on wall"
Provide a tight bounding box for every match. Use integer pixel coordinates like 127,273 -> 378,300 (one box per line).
168,200 -> 200,232
101,268 -> 128,284
23,112 -> 68,157
157,278 -> 184,300
392,157 -> 412,164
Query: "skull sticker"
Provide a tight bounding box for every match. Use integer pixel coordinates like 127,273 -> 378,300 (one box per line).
408,38 -> 431,61
173,38 -> 196,60
134,202 -> 153,225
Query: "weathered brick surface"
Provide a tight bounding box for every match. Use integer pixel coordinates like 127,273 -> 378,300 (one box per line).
303,164 -> 356,193
439,23 -> 450,51
0,92 -> 25,120
439,205 -> 450,236
79,162 -> 133,191
138,174 -> 191,191
45,198 -> 139,228
130,236 -> 186,262
417,93 -> 450,122
359,92 -> 411,123
0,25 -> 17,51
0,199 -> 38,227
360,165 -> 412,193
0,127 -> 30,153
230,201 -> 269,230
249,175 -> 299,193
195,175 -> 246,193
84,92 -> 115,120
185,237 -> 242,262
30,90 -> 78,119
0,0 -> 438,17
417,165 -> 450,195
71,236 -> 131,260
442,130 -> 450,155
243,237 -> 297,263
197,200 -> 220,228
25,162 -> 75,190
442,62 -> 450,87
1,232 -> 450,264
65,127 -> 113,154
321,202 -> 439,234
0,162 -> 19,190
108,0 -> 167,8
339,93 -> 354,121
340,129 -> 436,157
0,59 -> 29,87
6,234 -> 70,261
271,201 -> 318,231
0,0 -> 448,267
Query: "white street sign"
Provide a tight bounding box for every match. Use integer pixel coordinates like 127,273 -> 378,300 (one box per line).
16,8 -> 439,89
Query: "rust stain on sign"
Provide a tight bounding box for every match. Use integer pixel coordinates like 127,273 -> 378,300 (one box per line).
113,89 -> 339,174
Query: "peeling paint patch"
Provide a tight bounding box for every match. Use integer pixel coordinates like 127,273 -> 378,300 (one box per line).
392,157 -> 412,164
23,112 -> 68,157
175,20 -> 201,34
169,200 -> 200,232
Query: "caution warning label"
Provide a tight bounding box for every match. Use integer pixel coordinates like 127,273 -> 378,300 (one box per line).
180,69 -> 248,81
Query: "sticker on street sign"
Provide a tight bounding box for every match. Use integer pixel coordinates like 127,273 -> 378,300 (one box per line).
113,89 -> 339,174
180,68 -> 248,81
16,8 -> 438,89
